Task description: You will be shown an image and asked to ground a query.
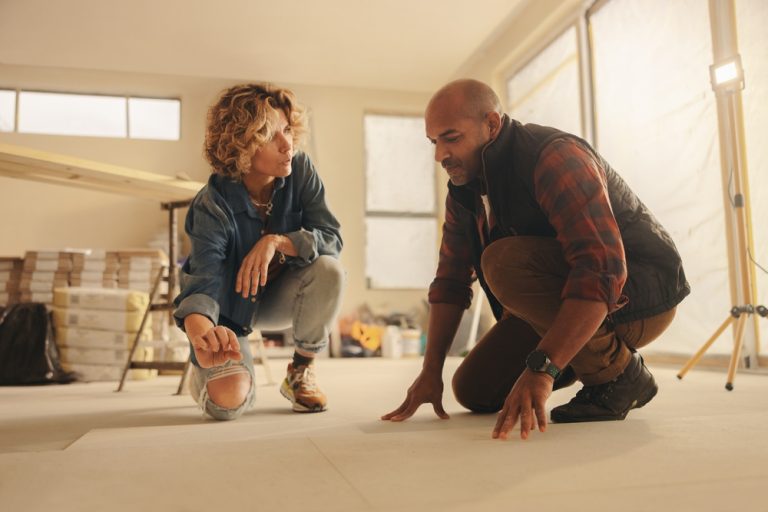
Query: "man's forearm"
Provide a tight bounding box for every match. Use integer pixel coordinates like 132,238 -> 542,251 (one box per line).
536,298 -> 608,370
422,302 -> 465,373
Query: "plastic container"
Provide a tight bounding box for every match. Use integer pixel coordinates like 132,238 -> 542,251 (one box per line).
381,325 -> 403,359
401,328 -> 422,358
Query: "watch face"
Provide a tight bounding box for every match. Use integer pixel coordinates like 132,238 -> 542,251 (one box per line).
527,350 -> 547,371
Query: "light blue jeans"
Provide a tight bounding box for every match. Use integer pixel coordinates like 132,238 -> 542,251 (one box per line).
189,256 -> 344,420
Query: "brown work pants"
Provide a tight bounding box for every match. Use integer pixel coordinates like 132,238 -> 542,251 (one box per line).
452,237 -> 676,413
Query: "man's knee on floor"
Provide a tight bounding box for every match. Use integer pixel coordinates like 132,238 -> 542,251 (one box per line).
206,372 -> 252,412
451,367 -> 503,414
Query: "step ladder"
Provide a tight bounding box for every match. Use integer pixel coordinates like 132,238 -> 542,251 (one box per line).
116,265 -> 189,394
116,265 -> 275,394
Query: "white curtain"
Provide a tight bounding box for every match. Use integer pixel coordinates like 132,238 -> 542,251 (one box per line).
737,0 -> 768,353
591,0 -> 728,355
506,26 -> 582,137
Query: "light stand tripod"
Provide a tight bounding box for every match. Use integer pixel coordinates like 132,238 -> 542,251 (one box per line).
677,0 -> 764,391
678,305 -> 767,390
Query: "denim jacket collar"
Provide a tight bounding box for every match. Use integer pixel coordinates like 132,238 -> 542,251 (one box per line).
210,174 -> 287,218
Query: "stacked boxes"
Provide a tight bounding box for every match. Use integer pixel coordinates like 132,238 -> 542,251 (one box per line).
53,287 -> 156,382
70,250 -> 119,288
114,249 -> 168,293
20,251 -> 72,306
0,257 -> 23,307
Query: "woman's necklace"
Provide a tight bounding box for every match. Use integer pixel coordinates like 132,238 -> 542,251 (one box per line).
249,183 -> 274,216
250,196 -> 273,216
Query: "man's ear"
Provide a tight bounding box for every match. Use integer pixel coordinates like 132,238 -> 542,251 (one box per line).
486,111 -> 502,140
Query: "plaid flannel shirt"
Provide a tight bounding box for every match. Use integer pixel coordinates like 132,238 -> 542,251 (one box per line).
429,137 -> 628,313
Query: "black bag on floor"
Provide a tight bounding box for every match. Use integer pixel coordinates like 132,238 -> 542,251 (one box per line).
0,303 -> 77,385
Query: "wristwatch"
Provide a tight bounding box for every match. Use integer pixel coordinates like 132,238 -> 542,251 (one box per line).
525,350 -> 561,380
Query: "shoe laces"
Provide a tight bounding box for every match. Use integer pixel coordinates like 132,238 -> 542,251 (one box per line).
575,380 -> 615,405
292,365 -> 318,392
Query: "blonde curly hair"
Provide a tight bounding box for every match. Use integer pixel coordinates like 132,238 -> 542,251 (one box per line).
204,83 -> 307,179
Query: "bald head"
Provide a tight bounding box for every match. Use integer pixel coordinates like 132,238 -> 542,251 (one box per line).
426,79 -> 501,121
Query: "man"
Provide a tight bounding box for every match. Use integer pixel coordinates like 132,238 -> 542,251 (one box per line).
382,79 -> 689,440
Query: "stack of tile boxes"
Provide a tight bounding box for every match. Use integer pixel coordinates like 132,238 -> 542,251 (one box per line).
19,251 -> 73,306
70,250 -> 119,288
53,287 -> 155,382
114,249 -> 189,364
0,257 -> 23,307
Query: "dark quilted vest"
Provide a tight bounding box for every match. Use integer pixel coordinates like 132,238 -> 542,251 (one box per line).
448,116 -> 690,324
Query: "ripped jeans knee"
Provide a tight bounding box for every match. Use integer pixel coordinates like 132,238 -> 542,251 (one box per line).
190,361 -> 256,421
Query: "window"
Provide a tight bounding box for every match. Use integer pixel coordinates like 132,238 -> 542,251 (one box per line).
4,90 -> 180,140
0,90 -> 16,132
128,97 -> 181,140
364,114 -> 438,289
19,91 -> 127,138
506,26 -> 582,136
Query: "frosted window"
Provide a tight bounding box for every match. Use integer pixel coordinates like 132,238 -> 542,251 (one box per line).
129,97 -> 181,140
364,115 -> 435,213
592,0 -> 726,354
365,217 -> 438,289
737,0 -> 768,328
0,90 -> 15,132
507,26 -> 582,136
18,91 -> 127,138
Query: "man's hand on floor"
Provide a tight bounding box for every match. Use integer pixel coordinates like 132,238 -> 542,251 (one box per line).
381,369 -> 450,422
493,369 -> 553,440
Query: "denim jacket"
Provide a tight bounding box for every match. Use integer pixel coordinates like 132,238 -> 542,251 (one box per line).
173,152 -> 342,334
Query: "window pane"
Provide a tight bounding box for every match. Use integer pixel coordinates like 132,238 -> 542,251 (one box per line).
129,97 -> 180,140
591,0 -> 727,354
18,91 -> 127,137
0,90 -> 15,132
507,26 -> 582,136
364,115 -> 435,213
737,0 -> 768,318
365,217 -> 437,289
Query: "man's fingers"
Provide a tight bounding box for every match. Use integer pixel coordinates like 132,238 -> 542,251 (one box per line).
204,331 -> 221,352
389,400 -> 421,422
381,401 -> 408,420
535,402 -> 547,433
492,404 -> 508,438
432,401 -> 450,420
520,407 -> 533,440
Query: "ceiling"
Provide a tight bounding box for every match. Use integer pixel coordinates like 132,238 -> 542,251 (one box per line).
0,0 -> 527,92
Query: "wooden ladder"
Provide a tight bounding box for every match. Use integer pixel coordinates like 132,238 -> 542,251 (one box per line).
116,265 -> 275,394
116,265 -> 190,394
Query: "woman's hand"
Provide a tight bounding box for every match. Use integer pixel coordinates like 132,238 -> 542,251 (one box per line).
184,314 -> 242,369
236,235 -> 280,298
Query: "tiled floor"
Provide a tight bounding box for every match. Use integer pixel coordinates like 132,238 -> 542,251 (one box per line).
1,357 -> 766,512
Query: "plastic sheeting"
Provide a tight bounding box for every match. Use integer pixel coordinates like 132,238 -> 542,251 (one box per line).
737,0 -> 768,349
506,26 -> 582,137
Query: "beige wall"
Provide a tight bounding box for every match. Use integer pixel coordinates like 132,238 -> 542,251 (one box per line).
0,63 -> 434,316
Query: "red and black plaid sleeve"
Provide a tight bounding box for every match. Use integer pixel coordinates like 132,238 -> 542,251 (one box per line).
428,192 -> 475,309
533,138 -> 628,312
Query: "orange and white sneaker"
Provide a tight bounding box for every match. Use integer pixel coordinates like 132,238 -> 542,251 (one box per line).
280,363 -> 327,413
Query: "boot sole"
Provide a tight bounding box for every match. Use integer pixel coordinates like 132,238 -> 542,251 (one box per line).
551,377 -> 658,423
280,380 -> 327,413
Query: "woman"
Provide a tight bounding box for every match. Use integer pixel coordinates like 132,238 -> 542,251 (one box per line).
174,83 -> 344,421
